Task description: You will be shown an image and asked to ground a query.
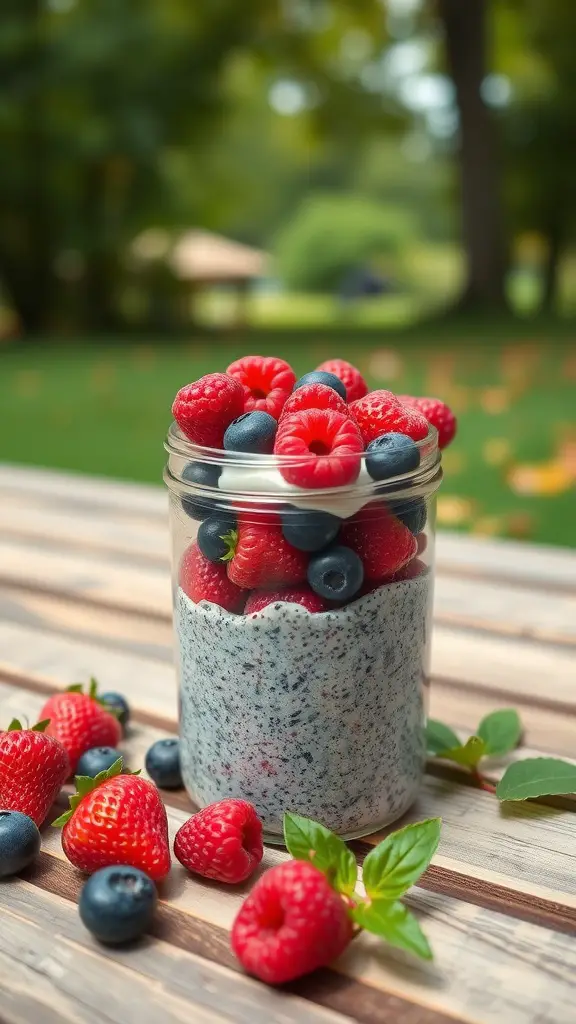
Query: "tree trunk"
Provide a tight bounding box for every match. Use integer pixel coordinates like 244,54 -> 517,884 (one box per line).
438,0 -> 508,310
541,222 -> 563,313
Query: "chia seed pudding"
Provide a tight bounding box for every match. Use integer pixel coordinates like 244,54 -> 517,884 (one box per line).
176,570 -> 432,840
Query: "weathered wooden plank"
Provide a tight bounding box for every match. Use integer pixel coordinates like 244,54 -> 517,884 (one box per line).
436,531 -> 576,593
2,879 -> 344,1024
0,464 -> 167,519
33,821 -> 576,1024
0,542 -> 171,618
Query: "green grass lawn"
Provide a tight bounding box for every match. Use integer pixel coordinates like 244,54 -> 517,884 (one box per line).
1,320 -> 575,547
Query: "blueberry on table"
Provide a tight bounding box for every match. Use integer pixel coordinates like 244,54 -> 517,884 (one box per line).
0,810 -> 41,878
281,507 -> 341,552
223,411 -> 277,454
77,747 -> 124,778
181,461 -> 222,521
198,514 -> 238,563
293,371 -> 347,400
366,432 -> 420,481
145,738 -> 182,789
389,497 -> 427,535
79,865 -> 157,945
308,545 -> 364,601
100,692 -> 130,730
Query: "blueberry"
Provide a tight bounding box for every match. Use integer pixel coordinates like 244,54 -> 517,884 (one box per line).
223,411 -> 277,454
366,432 -> 420,481
145,738 -> 182,789
197,514 -> 237,563
307,545 -> 364,601
77,747 -> 123,778
293,371 -> 347,400
281,507 -> 341,552
100,692 -> 130,730
79,865 -> 157,945
389,497 -> 427,535
181,461 -> 222,521
0,810 -> 41,878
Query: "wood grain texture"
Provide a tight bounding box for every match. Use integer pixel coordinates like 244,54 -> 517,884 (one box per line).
3,878 -> 346,1024
24,841 -> 576,1024
436,531 -> 576,593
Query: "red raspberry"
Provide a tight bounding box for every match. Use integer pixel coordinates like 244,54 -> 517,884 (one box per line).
280,382 -> 348,420
231,860 -> 353,984
226,519 -> 308,590
245,585 -> 329,614
179,542 -> 245,612
350,391 -> 429,445
316,358 -> 367,403
341,504 -> 417,579
398,395 -> 457,449
172,373 -> 244,448
226,355 -> 296,419
174,799 -> 263,884
274,409 -> 363,488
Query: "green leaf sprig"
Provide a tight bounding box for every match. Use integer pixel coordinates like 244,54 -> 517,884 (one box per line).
426,710 -> 576,802
284,812 -> 440,961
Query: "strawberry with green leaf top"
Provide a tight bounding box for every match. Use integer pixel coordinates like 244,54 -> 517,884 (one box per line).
40,678 -> 122,774
53,758 -> 171,881
0,718 -> 70,826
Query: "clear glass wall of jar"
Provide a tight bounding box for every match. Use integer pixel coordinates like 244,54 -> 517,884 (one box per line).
165,423 -> 442,842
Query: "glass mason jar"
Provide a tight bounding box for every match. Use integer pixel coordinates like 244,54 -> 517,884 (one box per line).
165,422 -> 442,842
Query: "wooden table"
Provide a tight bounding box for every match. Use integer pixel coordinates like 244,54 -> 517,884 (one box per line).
1,464 -> 575,1024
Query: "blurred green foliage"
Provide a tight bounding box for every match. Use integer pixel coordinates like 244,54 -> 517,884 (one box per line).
275,194 -> 415,292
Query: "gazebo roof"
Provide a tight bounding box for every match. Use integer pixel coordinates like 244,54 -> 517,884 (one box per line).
170,231 -> 267,282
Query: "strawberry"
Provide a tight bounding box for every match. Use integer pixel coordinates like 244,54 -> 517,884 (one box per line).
40,679 -> 122,775
244,585 -> 329,614
225,518 -> 308,590
0,718 -> 70,826
179,541 -> 246,612
350,391 -> 429,445
398,395 -> 457,449
54,758 -> 171,881
341,504 -> 418,579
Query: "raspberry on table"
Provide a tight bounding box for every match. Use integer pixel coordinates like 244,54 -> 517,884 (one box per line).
226,519 -> 308,590
231,859 -> 353,984
172,373 -> 244,448
398,395 -> 457,449
342,503 -> 418,579
174,798 -> 263,884
245,585 -> 329,614
316,358 -> 367,403
179,542 -> 245,612
280,382 -> 348,420
274,409 -> 363,488
350,390 -> 429,445
226,355 -> 296,419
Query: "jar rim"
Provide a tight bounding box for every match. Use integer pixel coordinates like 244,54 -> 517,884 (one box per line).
164,420 -> 442,505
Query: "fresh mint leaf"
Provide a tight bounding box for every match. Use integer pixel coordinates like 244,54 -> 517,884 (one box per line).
477,709 -> 522,756
283,812 -> 357,895
426,719 -> 460,755
437,735 -> 487,768
352,899 -> 432,960
496,758 -> 576,801
362,818 -> 441,900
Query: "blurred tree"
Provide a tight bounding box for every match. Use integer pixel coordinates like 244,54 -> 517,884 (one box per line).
0,0 -> 389,334
275,193 -> 415,291
435,0 -> 507,310
503,0 -> 576,311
